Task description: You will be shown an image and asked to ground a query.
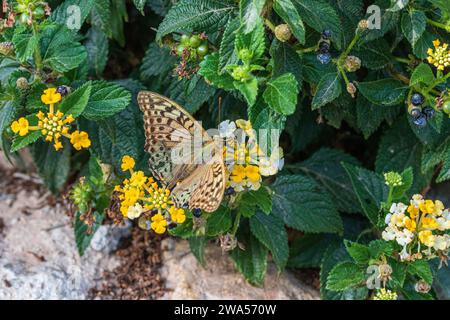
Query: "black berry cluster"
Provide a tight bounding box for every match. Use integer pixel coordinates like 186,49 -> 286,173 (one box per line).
317,30 -> 332,64
410,93 -> 435,127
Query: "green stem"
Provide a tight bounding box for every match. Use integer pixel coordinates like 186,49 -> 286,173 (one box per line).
337,31 -> 362,65
427,19 -> 450,32
386,186 -> 394,209
31,23 -> 43,74
296,45 -> 318,54
394,56 -> 411,64
264,19 -> 276,33
231,210 -> 241,235
338,64 -> 350,86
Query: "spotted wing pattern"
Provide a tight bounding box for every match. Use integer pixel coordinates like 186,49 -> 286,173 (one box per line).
137,91 -> 225,212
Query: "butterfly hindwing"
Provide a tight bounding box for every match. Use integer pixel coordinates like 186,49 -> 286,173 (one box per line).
137,91 -> 225,212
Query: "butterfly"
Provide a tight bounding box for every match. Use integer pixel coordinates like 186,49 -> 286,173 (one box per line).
137,91 -> 226,213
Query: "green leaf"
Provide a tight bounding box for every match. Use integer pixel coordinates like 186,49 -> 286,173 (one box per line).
199,53 -> 235,90
407,260 -> 433,284
74,210 -> 104,256
133,0 -> 147,14
271,175 -> 343,233
231,223 -> 268,286
342,163 -> 388,226
356,95 -> 401,139
90,0 -> 112,37
205,206 -> 232,236
0,100 -> 16,145
357,79 -> 407,106
292,0 -> 342,49
294,148 -> 361,213
368,240 -> 393,259
320,242 -> 368,300
376,118 -> 430,193
288,234 -> 335,268
312,72 -> 341,110
234,78 -> 258,106
31,140 -> 71,193
250,211 -> 289,271
82,81 -> 131,120
235,19 -> 266,61
252,108 -> 286,154
326,262 -> 365,291
413,31 -> 435,59
401,10 -> 426,47
51,0 -> 94,31
263,73 -> 298,115
11,130 -> 42,152
238,187 -> 272,218
12,27 -> 39,62
40,24 -> 87,72
245,187 -> 272,214
344,240 -> 370,265
269,40 -> 302,85
80,79 -> 146,168
168,75 -> 216,114
239,0 -> 265,34
59,81 -> 92,117
189,236 -> 207,267
392,167 -> 414,199
219,17 -> 241,71
410,63 -> 435,87
84,27 -> 109,78
140,43 -> 177,79
156,0 -> 235,41
273,0 -> 305,44
353,39 -> 393,70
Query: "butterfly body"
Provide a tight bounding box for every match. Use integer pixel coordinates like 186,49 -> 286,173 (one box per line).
137,91 -> 226,213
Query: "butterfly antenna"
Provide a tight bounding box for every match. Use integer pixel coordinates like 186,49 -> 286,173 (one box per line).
218,96 -> 222,124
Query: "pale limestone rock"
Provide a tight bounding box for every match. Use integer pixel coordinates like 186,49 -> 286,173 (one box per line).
159,239 -> 320,300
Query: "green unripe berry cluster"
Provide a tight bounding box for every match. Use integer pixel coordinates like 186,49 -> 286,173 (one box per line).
14,0 -> 47,25
175,34 -> 209,61
443,100 -> 450,116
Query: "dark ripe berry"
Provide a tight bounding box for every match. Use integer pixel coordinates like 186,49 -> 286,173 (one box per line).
317,52 -> 332,64
422,106 -> 435,119
409,107 -> 422,118
192,208 -> 202,218
189,35 -> 201,48
443,101 -> 450,115
180,34 -> 190,45
411,93 -> 425,106
224,187 -> 235,196
322,30 -> 332,39
56,85 -> 70,96
197,44 -> 209,56
318,41 -> 330,53
413,114 -> 427,127
167,223 -> 177,230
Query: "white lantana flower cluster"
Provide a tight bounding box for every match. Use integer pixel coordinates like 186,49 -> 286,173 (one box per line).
382,194 -> 450,263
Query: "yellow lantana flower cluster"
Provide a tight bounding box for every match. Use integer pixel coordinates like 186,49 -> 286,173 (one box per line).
382,194 -> 450,262
114,155 -> 186,234
10,88 -> 91,151
218,119 -> 284,192
427,39 -> 450,71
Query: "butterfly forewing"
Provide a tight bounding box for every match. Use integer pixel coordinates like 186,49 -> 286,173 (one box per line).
137,91 -> 225,212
